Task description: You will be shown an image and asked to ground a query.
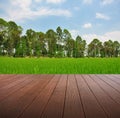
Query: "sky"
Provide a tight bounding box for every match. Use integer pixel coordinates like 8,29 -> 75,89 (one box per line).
0,0 -> 120,43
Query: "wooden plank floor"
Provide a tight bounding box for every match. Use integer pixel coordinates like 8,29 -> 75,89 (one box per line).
0,75 -> 120,118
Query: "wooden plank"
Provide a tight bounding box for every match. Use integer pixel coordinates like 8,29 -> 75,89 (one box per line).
0,75 -> 29,90
19,75 -> 61,118
105,75 -> 120,85
96,75 -> 120,93
84,75 -> 120,118
63,75 -> 85,118
0,74 -> 120,118
112,75 -> 120,79
0,75 -> 18,85
90,75 -> 120,104
0,75 -> 16,81
40,75 -> 67,118
0,75 -> 35,102
75,75 -> 107,118
0,75 -> 54,118
0,75 -> 26,89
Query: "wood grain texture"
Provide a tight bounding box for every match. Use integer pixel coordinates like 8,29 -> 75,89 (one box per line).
0,74 -> 120,118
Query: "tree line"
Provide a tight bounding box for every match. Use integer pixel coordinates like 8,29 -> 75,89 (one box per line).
0,18 -> 120,58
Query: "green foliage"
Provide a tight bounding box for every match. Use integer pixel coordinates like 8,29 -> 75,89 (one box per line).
0,57 -> 120,74
0,18 -> 120,58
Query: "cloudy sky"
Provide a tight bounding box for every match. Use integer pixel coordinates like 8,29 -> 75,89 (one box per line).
0,0 -> 120,43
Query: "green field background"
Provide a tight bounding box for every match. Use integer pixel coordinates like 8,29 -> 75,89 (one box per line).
0,57 -> 120,74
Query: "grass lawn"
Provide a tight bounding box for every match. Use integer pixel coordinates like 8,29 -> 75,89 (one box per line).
0,57 -> 120,74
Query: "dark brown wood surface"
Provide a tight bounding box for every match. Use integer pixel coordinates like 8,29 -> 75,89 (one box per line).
0,75 -> 120,118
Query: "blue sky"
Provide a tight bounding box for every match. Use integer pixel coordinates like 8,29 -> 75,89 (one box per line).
0,0 -> 120,43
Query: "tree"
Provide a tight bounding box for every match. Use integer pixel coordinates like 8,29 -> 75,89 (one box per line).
15,36 -> 27,57
63,29 -> 72,57
0,18 -> 8,55
0,18 -> 120,58
46,29 -> 57,57
103,40 -> 114,57
38,32 -> 47,56
66,38 -> 75,57
74,36 -> 86,58
26,29 -> 36,57
113,41 -> 120,57
56,26 -> 63,57
6,21 -> 22,56
88,39 -> 102,57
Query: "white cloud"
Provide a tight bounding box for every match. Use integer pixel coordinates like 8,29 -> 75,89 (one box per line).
7,8 -> 71,21
34,0 -> 43,2
82,31 -> 120,44
101,0 -> 113,5
83,23 -> 92,29
96,13 -> 110,20
82,34 -> 108,44
3,0 -> 71,22
46,0 -> 65,4
10,0 -> 32,10
83,0 -> 93,4
70,30 -> 120,44
104,31 -> 120,41
70,30 -> 80,39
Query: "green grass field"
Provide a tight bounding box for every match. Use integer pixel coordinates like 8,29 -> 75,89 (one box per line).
0,57 -> 120,74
